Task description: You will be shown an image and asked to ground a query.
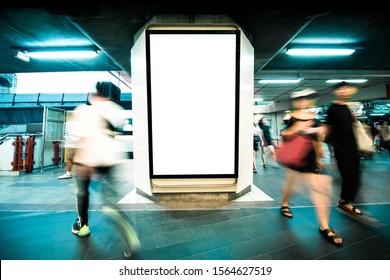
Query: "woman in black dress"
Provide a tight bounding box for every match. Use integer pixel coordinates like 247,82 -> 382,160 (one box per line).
279,88 -> 343,247
258,117 -> 276,168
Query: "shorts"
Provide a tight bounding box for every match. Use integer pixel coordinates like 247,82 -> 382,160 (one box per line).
263,138 -> 274,147
253,136 -> 261,151
64,148 -> 75,162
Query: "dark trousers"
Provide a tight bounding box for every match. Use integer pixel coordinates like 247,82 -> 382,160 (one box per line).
333,146 -> 361,202
74,164 -> 119,226
380,139 -> 390,152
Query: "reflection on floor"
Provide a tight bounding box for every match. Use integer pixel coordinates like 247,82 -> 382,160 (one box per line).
0,148 -> 389,260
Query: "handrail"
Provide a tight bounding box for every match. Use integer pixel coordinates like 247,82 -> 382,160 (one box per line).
0,134 -> 9,142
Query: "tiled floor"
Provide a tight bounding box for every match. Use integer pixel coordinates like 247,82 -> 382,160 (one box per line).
0,147 -> 389,260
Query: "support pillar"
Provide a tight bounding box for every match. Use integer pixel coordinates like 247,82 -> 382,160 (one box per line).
131,15 -> 254,203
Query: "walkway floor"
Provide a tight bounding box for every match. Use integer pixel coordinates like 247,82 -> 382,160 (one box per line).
1,148 -> 389,260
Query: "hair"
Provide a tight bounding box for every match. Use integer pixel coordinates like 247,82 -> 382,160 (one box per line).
258,117 -> 267,128
333,81 -> 353,90
95,82 -> 104,96
94,81 -> 114,100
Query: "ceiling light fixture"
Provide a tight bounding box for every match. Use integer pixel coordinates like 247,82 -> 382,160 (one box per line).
27,48 -> 99,59
14,50 -> 30,62
370,113 -> 385,116
326,79 -> 368,84
258,78 -> 302,84
286,48 -> 355,56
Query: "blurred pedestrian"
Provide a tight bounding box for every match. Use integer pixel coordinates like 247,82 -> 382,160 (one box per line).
379,120 -> 390,155
258,117 -> 277,167
69,82 -> 140,257
253,120 -> 262,173
279,88 -> 342,247
58,118 -> 78,179
325,81 -> 363,216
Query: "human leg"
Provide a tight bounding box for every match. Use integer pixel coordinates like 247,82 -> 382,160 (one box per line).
58,148 -> 75,179
305,173 -> 332,229
380,139 -> 390,155
66,160 -> 73,173
260,145 -> 267,168
72,164 -> 93,237
98,165 -> 141,257
305,173 -> 342,246
327,143 -> 334,157
334,147 -> 363,214
253,151 -> 258,172
102,205 -> 141,257
267,144 -> 277,161
280,169 -> 300,218
58,163 -> 73,179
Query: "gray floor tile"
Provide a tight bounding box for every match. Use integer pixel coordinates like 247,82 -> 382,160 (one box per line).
0,151 -> 389,260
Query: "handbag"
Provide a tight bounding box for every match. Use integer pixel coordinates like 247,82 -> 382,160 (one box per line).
275,134 -> 313,168
353,121 -> 374,155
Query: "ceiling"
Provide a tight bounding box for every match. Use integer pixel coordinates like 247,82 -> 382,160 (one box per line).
1,3 -> 390,104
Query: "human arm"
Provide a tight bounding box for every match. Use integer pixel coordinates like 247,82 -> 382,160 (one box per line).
313,127 -> 325,171
280,119 -> 315,140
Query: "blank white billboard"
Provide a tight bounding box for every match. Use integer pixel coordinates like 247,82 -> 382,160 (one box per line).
147,30 -> 240,178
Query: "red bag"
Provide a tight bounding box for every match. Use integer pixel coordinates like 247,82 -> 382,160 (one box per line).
275,134 -> 313,168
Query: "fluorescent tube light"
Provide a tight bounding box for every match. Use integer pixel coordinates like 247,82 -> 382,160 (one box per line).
27,49 -> 99,59
259,79 -> 302,84
326,79 -> 367,84
286,48 -> 355,56
14,50 -> 30,62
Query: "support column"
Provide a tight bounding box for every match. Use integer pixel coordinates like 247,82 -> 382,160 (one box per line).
131,15 -> 254,202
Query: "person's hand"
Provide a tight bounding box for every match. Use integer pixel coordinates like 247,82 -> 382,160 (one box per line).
302,126 -> 326,135
316,157 -> 323,171
351,112 -> 357,122
292,120 -> 314,133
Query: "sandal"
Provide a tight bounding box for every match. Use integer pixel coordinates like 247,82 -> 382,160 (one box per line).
319,228 -> 343,247
281,206 -> 293,218
338,200 -> 363,216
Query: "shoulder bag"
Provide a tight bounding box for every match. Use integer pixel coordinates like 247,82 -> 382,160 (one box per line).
353,121 -> 374,155
275,134 -> 313,168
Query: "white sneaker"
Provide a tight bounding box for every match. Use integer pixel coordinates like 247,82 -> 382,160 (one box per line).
58,173 -> 72,179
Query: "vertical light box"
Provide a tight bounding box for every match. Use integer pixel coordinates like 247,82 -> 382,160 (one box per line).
146,30 -> 240,178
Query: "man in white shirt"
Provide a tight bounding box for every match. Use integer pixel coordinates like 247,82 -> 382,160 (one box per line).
70,82 -> 140,258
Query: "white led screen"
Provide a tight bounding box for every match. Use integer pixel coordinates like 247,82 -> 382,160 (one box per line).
147,30 -> 239,177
